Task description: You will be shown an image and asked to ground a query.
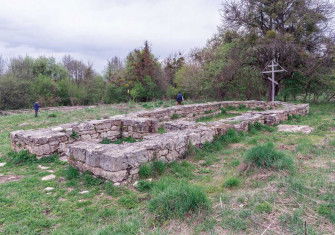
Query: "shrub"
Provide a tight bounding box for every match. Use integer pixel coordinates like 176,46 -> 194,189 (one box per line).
64,166 -> 80,180
244,142 -> 294,170
148,182 -> 210,220
100,138 -> 112,144
223,177 -> 241,188
8,150 -> 37,165
255,202 -> 272,213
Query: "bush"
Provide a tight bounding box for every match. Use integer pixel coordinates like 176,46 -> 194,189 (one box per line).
8,150 -> 37,165
148,181 -> 210,220
244,143 -> 294,170
64,166 -> 80,180
223,177 -> 241,188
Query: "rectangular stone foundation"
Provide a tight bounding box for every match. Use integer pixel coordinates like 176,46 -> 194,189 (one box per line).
10,101 -> 309,183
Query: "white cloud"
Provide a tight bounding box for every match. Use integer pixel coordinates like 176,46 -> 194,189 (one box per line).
0,0 -> 222,72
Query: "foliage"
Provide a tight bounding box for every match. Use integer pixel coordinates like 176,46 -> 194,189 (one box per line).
148,181 -> 210,221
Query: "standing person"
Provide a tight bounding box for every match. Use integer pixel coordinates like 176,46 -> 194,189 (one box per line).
33,101 -> 40,117
176,92 -> 184,105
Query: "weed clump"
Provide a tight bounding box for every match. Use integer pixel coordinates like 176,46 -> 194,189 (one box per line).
158,127 -> 166,134
138,161 -> 167,178
64,166 -> 80,180
8,150 -> 37,165
148,181 -> 210,221
111,137 -> 139,144
318,204 -> 335,223
83,171 -> 103,186
223,177 -> 241,188
100,138 -> 112,144
248,122 -> 276,134
136,180 -> 154,192
70,131 -> 79,139
244,142 -> 294,170
47,113 -> 57,118
171,113 -> 180,120
255,202 -> 272,213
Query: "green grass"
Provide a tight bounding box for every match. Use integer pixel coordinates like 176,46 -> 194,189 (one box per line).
111,136 -> 139,144
148,181 -> 210,221
244,142 -> 294,170
0,102 -> 335,234
223,177 -> 241,188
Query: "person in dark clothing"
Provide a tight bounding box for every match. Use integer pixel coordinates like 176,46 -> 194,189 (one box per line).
176,92 -> 184,105
33,102 -> 40,117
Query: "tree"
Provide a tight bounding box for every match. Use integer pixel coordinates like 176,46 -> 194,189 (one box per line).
217,0 -> 335,101
104,56 -> 124,83
125,41 -> 163,101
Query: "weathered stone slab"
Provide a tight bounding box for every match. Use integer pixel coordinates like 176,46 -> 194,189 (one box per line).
278,125 -> 314,134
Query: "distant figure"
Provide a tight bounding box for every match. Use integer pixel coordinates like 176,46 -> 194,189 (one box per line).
33,102 -> 40,117
176,92 -> 184,105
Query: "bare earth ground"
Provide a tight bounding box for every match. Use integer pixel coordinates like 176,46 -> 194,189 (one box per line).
0,101 -> 334,234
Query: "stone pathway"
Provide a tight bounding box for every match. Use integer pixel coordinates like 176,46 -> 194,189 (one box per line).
278,125 -> 314,134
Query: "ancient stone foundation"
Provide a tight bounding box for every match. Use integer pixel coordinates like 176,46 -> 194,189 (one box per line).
10,101 -> 309,183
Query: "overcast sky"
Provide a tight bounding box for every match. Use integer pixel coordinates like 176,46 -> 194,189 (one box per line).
0,0 -> 222,72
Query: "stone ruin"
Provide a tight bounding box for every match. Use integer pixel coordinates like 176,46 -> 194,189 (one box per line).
10,101 -> 309,184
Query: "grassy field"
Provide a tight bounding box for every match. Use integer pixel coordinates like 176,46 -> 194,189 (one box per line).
0,102 -> 334,234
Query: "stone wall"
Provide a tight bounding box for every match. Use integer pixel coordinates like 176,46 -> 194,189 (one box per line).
10,101 -> 309,183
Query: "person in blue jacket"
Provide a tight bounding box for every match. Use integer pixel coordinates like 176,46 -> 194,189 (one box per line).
33,101 -> 40,117
176,92 -> 184,105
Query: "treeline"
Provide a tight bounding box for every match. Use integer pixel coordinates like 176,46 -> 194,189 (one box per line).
1,0 -> 335,110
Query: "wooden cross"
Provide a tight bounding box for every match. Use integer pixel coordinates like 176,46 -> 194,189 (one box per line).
262,59 -> 286,102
